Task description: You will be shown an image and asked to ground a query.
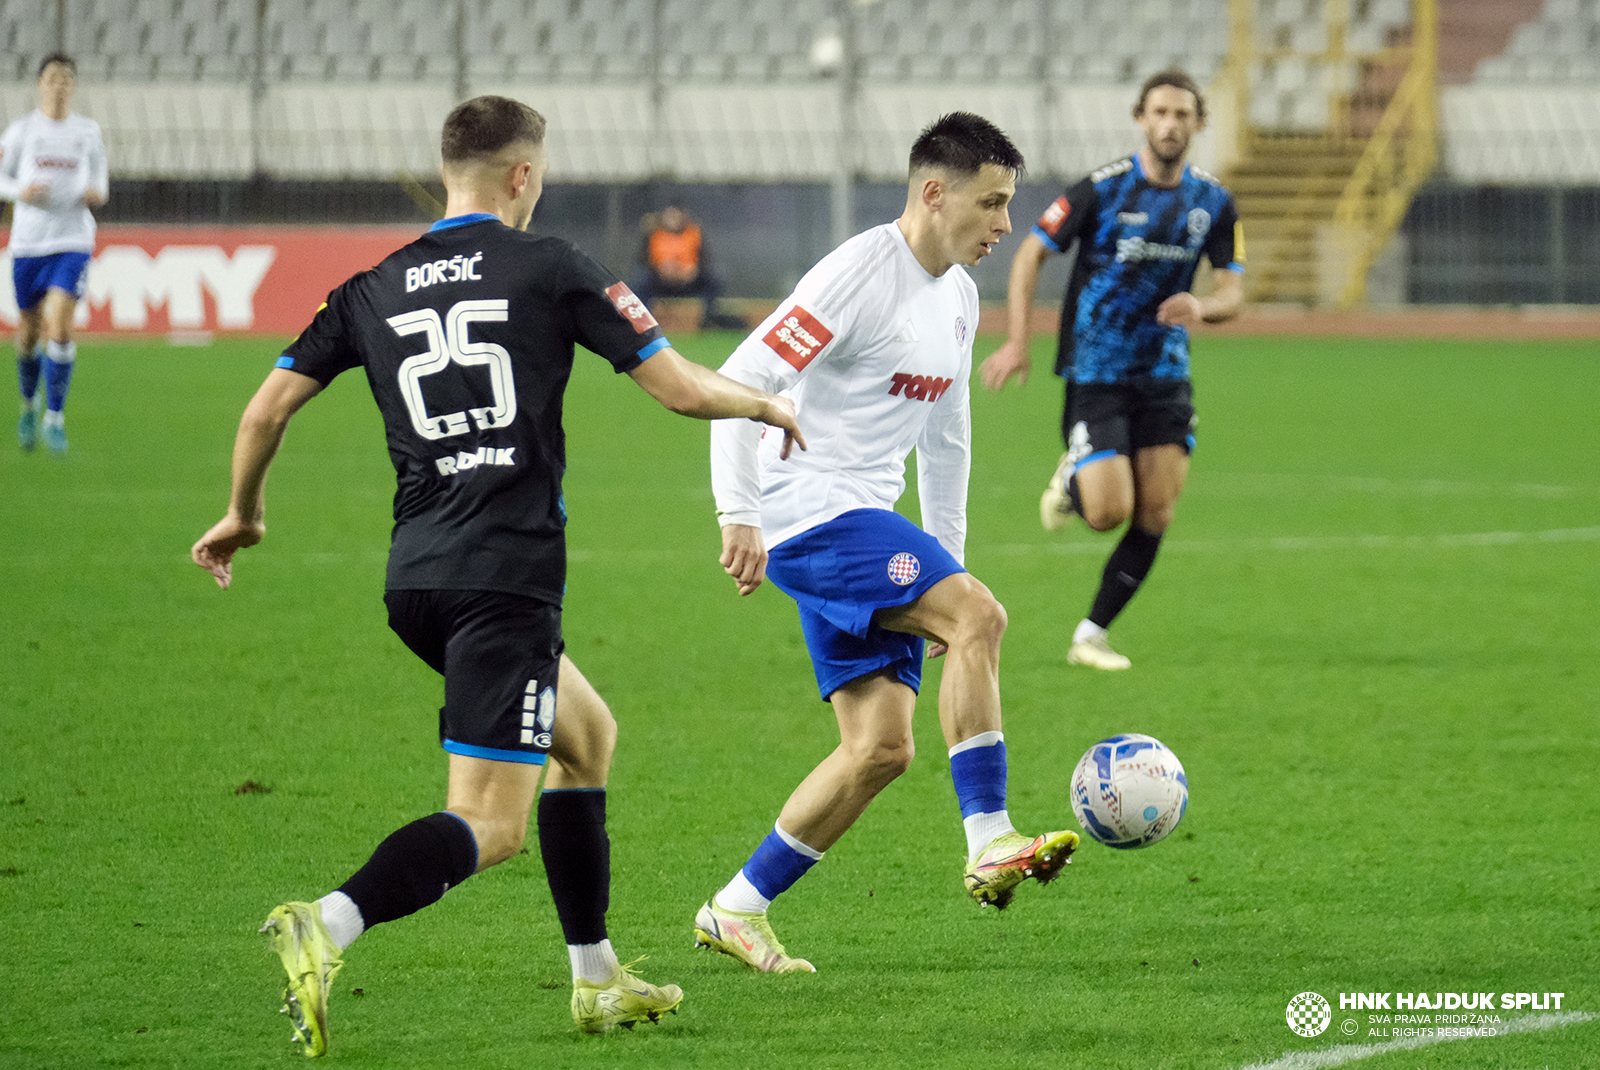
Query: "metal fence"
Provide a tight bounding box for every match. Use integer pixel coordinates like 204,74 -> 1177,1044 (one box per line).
1404,183 -> 1600,305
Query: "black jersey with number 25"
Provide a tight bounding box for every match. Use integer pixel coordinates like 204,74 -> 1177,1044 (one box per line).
278,214 -> 667,606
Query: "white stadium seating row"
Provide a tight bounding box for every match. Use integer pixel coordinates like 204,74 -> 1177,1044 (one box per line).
3,0 -> 1599,182
0,80 -> 1177,181
3,0 -> 1231,85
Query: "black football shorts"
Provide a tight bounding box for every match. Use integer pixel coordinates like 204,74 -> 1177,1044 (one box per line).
1060,378 -> 1197,463
384,589 -> 564,765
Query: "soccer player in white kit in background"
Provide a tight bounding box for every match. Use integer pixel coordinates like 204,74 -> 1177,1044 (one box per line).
0,54 -> 107,453
696,113 -> 1079,973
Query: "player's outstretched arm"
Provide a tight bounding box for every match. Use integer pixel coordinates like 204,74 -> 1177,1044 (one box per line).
630,346 -> 806,459
980,233 -> 1051,391
191,368 -> 322,589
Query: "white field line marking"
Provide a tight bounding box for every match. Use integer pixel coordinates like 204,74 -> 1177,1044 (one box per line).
994,526 -> 1600,557
1233,1010 -> 1596,1070
155,527 -> 1600,569
1197,474 -> 1580,500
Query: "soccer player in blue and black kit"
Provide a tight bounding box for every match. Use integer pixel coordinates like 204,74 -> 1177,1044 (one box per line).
982,69 -> 1244,670
192,96 -> 802,1053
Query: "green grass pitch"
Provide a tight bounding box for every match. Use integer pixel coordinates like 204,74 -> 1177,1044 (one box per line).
2,331 -> 1597,1070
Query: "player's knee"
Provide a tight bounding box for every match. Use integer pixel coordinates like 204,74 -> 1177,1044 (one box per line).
551,697 -> 618,780
474,819 -> 528,869
1134,501 -> 1178,533
848,733 -> 915,786
952,581 -> 1008,649
582,703 -> 617,770
1082,500 -> 1131,532
452,811 -> 526,870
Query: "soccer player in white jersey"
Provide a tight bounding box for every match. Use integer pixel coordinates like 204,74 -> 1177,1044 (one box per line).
0,54 -> 107,453
695,113 -> 1079,973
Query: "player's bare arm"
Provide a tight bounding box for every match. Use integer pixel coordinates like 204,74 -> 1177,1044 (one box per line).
1156,266 -> 1244,328
630,346 -> 806,459
981,232 -> 1051,391
191,368 -> 322,588
718,522 -> 767,596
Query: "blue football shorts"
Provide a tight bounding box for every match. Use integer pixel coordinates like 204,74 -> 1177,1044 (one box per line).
764,508 -> 966,701
12,251 -> 92,311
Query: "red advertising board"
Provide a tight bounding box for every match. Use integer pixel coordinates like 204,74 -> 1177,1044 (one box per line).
0,225 -> 424,334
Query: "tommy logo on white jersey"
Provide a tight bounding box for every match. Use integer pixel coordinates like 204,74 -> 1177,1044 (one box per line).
762,305 -> 834,372
887,373 -> 953,403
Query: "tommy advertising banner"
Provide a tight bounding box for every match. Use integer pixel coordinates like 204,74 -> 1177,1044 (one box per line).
0,225 -> 424,334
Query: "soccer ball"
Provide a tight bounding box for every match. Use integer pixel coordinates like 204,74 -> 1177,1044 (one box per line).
1070,733 -> 1188,849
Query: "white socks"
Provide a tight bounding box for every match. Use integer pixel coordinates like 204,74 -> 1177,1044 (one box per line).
568,938 -> 620,984
315,891 -> 365,950
963,809 -> 1017,862
1073,619 -> 1106,645
715,869 -> 772,915
318,889 -> 622,986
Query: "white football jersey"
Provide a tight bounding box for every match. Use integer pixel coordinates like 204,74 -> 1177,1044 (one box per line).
711,221 -> 977,563
0,110 -> 109,257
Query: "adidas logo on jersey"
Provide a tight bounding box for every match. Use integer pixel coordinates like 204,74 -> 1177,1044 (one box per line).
435,446 -> 516,476
888,373 -> 953,403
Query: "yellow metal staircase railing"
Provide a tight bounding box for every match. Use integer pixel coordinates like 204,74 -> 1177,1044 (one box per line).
1332,0 -> 1439,307
1220,0 -> 1438,306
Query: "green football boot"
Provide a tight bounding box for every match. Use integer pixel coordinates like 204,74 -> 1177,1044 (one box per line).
260,901 -> 344,1057
964,829 -> 1079,910
570,958 -> 684,1033
693,897 -> 816,973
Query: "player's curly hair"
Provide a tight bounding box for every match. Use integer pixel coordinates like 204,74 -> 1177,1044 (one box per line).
442,96 -> 547,164
1134,69 -> 1207,122
908,112 -> 1025,180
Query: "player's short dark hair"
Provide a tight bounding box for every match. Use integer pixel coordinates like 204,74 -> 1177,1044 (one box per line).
37,53 -> 76,78
908,112 -> 1025,181
1135,69 -> 1206,122
441,95 -> 546,165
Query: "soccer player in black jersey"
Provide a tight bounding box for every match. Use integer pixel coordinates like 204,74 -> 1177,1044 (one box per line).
982,70 -> 1244,670
192,96 -> 803,1053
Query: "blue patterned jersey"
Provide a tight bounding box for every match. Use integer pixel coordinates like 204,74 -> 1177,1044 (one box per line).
1033,154 -> 1243,384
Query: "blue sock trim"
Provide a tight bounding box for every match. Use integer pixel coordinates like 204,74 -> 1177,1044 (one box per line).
742,829 -> 819,901
950,739 -> 1008,818
439,810 -> 481,874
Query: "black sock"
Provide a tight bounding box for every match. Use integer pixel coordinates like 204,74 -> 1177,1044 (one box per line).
337,812 -> 479,929
1088,525 -> 1163,628
537,789 -> 610,946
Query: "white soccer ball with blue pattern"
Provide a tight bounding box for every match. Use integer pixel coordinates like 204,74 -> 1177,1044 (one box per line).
1070,733 -> 1188,849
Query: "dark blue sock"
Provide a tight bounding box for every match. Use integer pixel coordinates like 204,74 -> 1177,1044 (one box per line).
742,827 -> 820,901
949,737 -> 1008,817
18,351 -> 41,401
44,342 -> 74,413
